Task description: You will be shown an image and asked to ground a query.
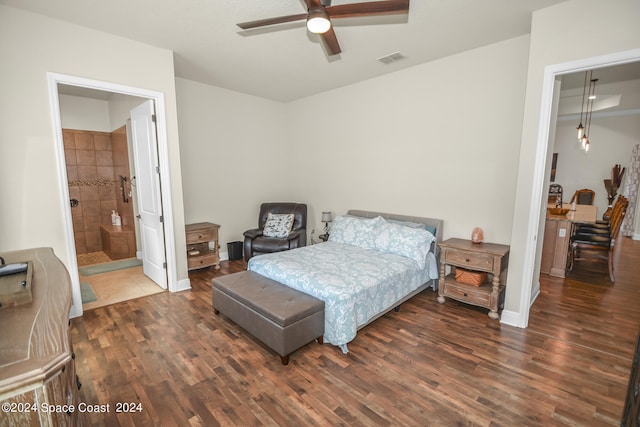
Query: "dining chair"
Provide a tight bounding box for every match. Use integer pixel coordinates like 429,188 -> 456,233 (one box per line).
548,184 -> 563,204
567,195 -> 628,282
569,188 -> 595,205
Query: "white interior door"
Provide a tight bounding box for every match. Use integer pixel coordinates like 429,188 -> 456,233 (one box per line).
130,100 -> 167,288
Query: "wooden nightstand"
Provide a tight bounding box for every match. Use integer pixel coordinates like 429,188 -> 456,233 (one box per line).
186,222 -> 220,270
437,238 -> 510,319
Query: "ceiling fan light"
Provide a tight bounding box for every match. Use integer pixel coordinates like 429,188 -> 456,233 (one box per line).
307,9 -> 331,34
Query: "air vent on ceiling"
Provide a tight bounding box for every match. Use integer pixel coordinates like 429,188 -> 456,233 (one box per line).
377,52 -> 405,65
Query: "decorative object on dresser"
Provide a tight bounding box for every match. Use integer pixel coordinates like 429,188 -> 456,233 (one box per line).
437,238 -> 510,320
186,222 -> 220,270
471,227 -> 484,243
0,257 -> 32,309
0,247 -> 85,427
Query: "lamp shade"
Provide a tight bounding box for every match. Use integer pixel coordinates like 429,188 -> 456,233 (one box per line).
321,211 -> 332,223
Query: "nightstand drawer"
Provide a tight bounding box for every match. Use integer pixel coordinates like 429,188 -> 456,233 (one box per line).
443,281 -> 491,306
186,229 -> 217,244
187,253 -> 218,270
446,250 -> 494,271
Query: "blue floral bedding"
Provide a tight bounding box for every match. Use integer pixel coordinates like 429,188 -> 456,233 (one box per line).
247,239 -> 438,352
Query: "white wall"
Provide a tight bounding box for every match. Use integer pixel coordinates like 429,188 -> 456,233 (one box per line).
108,94 -> 149,130
509,0 -> 640,325
175,78 -> 290,252
553,76 -> 640,219
554,112 -> 640,217
59,93 -> 147,133
176,36 -> 530,258
59,95 -> 111,131
0,6 -> 188,290
287,35 -> 530,244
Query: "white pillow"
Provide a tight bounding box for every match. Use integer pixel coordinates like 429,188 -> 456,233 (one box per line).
328,215 -> 383,249
263,213 -> 294,238
372,219 -> 435,269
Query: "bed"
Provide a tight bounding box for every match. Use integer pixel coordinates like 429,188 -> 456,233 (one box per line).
247,210 -> 443,353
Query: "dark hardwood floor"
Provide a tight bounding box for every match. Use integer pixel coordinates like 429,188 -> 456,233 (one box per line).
70,237 -> 640,426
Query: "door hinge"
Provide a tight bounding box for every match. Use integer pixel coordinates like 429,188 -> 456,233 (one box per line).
159,215 -> 164,223
152,114 -> 156,123
163,262 -> 167,269
155,166 -> 160,173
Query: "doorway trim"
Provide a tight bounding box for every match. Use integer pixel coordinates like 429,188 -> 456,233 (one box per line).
516,48 -> 640,328
47,72 -> 178,318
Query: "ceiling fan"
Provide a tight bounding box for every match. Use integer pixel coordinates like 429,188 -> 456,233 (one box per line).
237,0 -> 410,56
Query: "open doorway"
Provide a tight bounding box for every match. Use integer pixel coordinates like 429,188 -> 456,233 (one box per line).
48,73 -> 178,318
514,48 -> 640,328
58,87 -> 165,310
538,61 -> 640,282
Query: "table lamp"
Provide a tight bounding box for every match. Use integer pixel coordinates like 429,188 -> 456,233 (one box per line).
321,211 -> 332,237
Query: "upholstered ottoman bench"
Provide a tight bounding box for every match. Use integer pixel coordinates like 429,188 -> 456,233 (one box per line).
212,271 -> 324,365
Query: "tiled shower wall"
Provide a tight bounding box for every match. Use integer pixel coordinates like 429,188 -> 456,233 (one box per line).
111,126 -> 135,228
64,127 -> 134,254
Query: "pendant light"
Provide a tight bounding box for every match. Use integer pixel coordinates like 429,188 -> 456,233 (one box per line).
576,71 -> 588,141
581,76 -> 598,152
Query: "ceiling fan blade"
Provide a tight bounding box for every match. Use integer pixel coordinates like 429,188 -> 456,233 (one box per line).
304,0 -> 323,8
320,27 -> 341,56
326,0 -> 409,19
237,13 -> 308,30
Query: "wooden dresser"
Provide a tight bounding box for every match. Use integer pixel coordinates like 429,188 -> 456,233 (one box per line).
186,222 -> 220,270
437,238 -> 510,320
0,247 -> 84,427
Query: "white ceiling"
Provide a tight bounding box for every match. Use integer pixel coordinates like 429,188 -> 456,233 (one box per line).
558,62 -> 640,116
2,0 -> 572,102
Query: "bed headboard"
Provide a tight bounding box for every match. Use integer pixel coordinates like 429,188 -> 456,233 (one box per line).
346,210 -> 444,244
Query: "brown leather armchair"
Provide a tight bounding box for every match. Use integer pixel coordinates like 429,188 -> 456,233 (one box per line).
243,203 -> 307,262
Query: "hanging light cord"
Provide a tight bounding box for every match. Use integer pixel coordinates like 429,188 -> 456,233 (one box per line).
586,75 -> 598,142
578,71 -> 588,129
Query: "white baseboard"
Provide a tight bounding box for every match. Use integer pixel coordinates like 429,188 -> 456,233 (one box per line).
500,310 -> 526,328
530,281 -> 541,304
501,283 -> 540,328
633,233 -> 640,241
220,251 -> 229,261
174,278 -> 191,292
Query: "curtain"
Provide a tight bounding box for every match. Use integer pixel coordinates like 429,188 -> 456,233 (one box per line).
622,144 -> 640,237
